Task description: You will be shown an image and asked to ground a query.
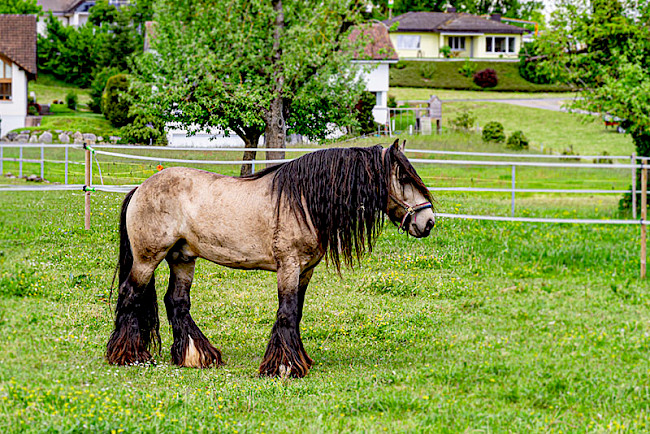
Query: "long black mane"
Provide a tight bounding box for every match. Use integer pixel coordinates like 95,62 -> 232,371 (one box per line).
243,145 -> 430,270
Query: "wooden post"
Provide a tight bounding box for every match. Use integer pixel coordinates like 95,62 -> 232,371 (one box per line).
641,158 -> 647,279
84,145 -> 91,230
632,153 -> 637,219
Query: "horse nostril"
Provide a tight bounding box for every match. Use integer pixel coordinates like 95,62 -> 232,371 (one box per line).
425,219 -> 435,231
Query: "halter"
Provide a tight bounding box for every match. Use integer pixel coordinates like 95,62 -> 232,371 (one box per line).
389,193 -> 433,233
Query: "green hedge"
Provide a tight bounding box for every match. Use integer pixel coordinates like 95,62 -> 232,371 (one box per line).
390,60 -> 569,92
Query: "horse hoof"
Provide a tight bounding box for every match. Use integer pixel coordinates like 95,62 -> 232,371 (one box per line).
176,336 -> 224,369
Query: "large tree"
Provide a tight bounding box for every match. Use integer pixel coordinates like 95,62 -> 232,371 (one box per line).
0,0 -> 41,14
384,0 -> 544,21
534,0 -> 650,149
532,0 -> 650,206
131,0 -> 368,174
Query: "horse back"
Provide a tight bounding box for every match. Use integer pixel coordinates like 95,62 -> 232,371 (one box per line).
125,167 -> 320,272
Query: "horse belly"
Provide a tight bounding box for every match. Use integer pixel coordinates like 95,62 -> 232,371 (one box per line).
195,235 -> 276,271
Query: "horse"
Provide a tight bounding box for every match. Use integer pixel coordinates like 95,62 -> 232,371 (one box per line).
106,139 -> 435,378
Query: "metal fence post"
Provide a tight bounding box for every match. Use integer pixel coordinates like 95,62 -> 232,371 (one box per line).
85,145 -> 91,230
632,153 -> 637,219
511,165 -> 516,217
40,145 -> 44,179
19,146 -> 23,178
65,145 -> 69,185
641,157 -> 647,279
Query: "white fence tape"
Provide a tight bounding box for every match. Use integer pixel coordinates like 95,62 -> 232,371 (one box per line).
436,212 -> 643,225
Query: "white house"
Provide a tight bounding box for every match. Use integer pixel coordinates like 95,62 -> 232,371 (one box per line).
350,23 -> 399,125
0,15 -> 37,137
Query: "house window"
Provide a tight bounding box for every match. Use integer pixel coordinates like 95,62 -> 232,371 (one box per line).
0,58 -> 11,101
396,35 -> 421,50
449,36 -> 465,51
485,36 -> 516,54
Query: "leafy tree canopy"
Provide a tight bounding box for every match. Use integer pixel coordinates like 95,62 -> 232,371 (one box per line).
37,0 -> 147,87
0,0 -> 41,14
535,0 -> 650,144
131,0 -> 368,172
366,0 -> 544,21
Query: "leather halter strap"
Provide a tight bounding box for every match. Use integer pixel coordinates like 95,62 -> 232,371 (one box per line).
382,147 -> 433,233
389,193 -> 433,233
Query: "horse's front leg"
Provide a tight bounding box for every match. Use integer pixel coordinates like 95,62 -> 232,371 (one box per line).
259,264 -> 313,378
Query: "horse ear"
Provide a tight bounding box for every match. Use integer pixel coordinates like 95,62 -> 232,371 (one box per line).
390,139 -> 406,153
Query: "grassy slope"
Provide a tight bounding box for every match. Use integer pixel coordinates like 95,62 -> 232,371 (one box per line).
14,74 -> 118,138
30,74 -> 91,106
390,61 -> 570,92
390,87 -> 576,101
378,96 -> 633,157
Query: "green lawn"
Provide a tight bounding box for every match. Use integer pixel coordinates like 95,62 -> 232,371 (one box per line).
0,115 -> 648,431
390,61 -> 570,92
29,74 -> 91,107
0,185 -> 648,432
390,87 -> 576,101
14,113 -> 121,140
377,101 -> 634,157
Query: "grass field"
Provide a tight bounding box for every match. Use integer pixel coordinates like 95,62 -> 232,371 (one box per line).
1,185 -> 648,432
29,74 -> 91,107
0,93 -> 647,432
389,61 -> 569,92
389,87 -> 576,101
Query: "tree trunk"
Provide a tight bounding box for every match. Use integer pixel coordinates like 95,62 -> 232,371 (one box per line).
240,132 -> 261,176
265,96 -> 286,165
266,0 -> 286,167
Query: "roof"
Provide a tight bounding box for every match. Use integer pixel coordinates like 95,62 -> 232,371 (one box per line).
349,23 -> 399,61
0,15 -> 37,77
384,11 -> 525,35
37,0 -> 84,14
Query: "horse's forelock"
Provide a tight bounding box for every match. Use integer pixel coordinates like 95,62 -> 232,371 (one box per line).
386,145 -> 432,203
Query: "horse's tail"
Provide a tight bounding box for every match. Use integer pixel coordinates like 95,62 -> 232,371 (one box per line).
107,187 -> 160,363
118,187 -> 137,286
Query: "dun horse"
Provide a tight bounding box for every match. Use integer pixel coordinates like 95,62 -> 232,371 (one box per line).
106,140 -> 435,377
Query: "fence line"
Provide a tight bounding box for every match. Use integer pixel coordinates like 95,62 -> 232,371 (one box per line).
436,212 -> 643,225
0,142 -> 642,161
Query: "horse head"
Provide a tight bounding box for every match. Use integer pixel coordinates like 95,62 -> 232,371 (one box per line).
384,140 -> 435,238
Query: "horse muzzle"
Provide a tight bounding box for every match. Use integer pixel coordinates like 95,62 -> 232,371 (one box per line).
410,216 -> 435,238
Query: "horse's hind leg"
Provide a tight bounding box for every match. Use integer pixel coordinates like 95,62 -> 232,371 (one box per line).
259,264 -> 313,378
107,257 -> 162,365
164,254 -> 223,368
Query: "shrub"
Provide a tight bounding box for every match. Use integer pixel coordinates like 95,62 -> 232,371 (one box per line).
473,68 -> 498,88
482,121 -> 505,143
458,59 -> 476,78
419,62 -> 436,79
519,41 -> 555,84
120,114 -> 167,145
102,74 -> 132,127
66,91 -> 78,110
594,151 -> 613,164
28,105 -> 39,116
355,91 -> 377,135
451,110 -> 476,131
506,130 -> 529,150
440,45 -> 452,58
394,60 -> 407,70
89,66 -> 122,113
387,94 -> 397,108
